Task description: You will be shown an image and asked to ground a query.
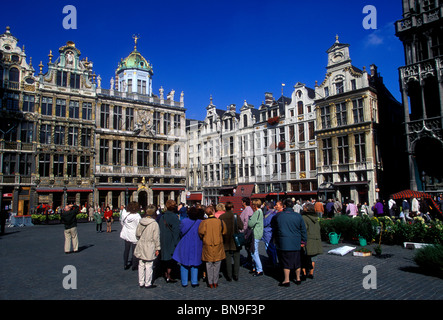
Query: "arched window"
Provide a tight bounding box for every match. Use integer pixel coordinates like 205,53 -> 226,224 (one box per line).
243,114 -> 248,127
9,67 -> 19,82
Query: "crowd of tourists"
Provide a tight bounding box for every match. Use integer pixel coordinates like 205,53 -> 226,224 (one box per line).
59,193 -> 443,290
61,197 -> 323,289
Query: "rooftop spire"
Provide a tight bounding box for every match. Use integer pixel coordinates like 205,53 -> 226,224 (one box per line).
132,34 -> 140,50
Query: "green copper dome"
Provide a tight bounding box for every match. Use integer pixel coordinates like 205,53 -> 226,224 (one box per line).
116,48 -> 153,74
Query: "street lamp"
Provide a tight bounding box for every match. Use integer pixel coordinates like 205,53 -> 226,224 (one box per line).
63,186 -> 68,207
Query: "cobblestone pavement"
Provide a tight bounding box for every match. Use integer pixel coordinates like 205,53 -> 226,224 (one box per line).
1,222 -> 442,304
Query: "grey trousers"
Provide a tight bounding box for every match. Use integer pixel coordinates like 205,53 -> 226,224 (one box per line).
206,261 -> 222,285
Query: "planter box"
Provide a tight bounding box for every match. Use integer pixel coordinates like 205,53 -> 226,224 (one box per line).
353,251 -> 372,257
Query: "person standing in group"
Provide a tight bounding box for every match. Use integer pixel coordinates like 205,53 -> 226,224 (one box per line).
240,197 -> 254,269
94,207 -> 104,233
372,199 -> 384,217
314,199 -> 324,218
325,199 -> 334,218
262,202 -> 278,269
88,204 -> 94,222
388,196 -> 397,218
120,202 -> 141,270
248,199 -> 264,277
346,200 -> 358,218
158,199 -> 180,283
104,206 -> 113,233
198,206 -> 227,288
219,201 -> 244,281
272,198 -> 307,287
61,204 -> 80,254
301,203 -> 323,280
172,207 -> 204,287
214,203 -> 226,219
134,204 -> 160,289
333,198 -> 342,216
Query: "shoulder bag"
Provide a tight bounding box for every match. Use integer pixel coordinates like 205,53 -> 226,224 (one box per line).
233,214 -> 245,248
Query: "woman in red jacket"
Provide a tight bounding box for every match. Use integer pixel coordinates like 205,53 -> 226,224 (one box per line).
104,206 -> 113,233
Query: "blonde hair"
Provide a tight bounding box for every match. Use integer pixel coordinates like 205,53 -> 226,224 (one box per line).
252,199 -> 262,209
216,203 -> 225,212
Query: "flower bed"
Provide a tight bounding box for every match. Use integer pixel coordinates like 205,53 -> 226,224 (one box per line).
320,215 -> 443,246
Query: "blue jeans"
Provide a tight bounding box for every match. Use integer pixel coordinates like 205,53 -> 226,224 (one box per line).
252,238 -> 263,273
180,265 -> 199,286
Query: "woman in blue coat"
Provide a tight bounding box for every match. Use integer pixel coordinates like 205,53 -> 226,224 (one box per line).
172,207 -> 204,287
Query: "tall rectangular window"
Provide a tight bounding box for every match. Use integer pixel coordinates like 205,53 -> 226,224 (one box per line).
39,154 -> 50,177
2,153 -> 16,175
290,152 -> 296,172
337,136 -> 349,164
164,144 -> 170,168
289,125 -> 295,142
55,99 -> 66,117
174,145 -> 181,168
23,94 -> 35,112
112,140 -> 121,165
41,97 -> 53,116
53,154 -> 64,177
355,133 -> 366,163
56,71 -> 68,87
70,73 -> 81,89
19,154 -> 32,175
113,106 -> 123,130
310,150 -> 316,170
80,156 -> 90,177
335,81 -> 344,94
99,139 -> 109,164
299,151 -> 306,172
322,138 -> 333,166
280,153 -> 286,173
54,125 -> 65,145
336,102 -> 347,126
125,107 -> 134,131
82,102 -> 92,120
298,123 -> 305,142
153,112 -> 160,134
40,124 -> 52,144
100,104 -> 110,128
68,127 -> 79,146
163,113 -> 171,135
153,143 -> 161,167
67,155 -> 77,177
125,141 -> 133,166
320,106 -> 331,129
81,128 -> 91,147
137,142 -> 149,167
308,121 -> 315,140
353,98 -> 364,123
20,121 -> 33,143
174,114 -> 181,136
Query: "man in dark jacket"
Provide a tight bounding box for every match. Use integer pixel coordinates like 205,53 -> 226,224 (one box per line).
272,198 -> 307,287
61,204 -> 79,254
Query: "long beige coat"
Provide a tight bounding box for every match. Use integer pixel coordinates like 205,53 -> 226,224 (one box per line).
134,217 -> 161,261
198,216 -> 227,262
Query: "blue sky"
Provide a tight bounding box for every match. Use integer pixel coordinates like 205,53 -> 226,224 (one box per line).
1,0 -> 405,120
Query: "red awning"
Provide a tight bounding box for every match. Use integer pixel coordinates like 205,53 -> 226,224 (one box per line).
391,190 -> 442,216
37,188 -> 93,193
234,184 -> 255,197
186,193 -> 202,201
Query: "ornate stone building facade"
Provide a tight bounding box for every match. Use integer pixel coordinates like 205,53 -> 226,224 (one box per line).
315,37 -> 406,205
0,27 -> 186,214
395,0 -> 443,194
